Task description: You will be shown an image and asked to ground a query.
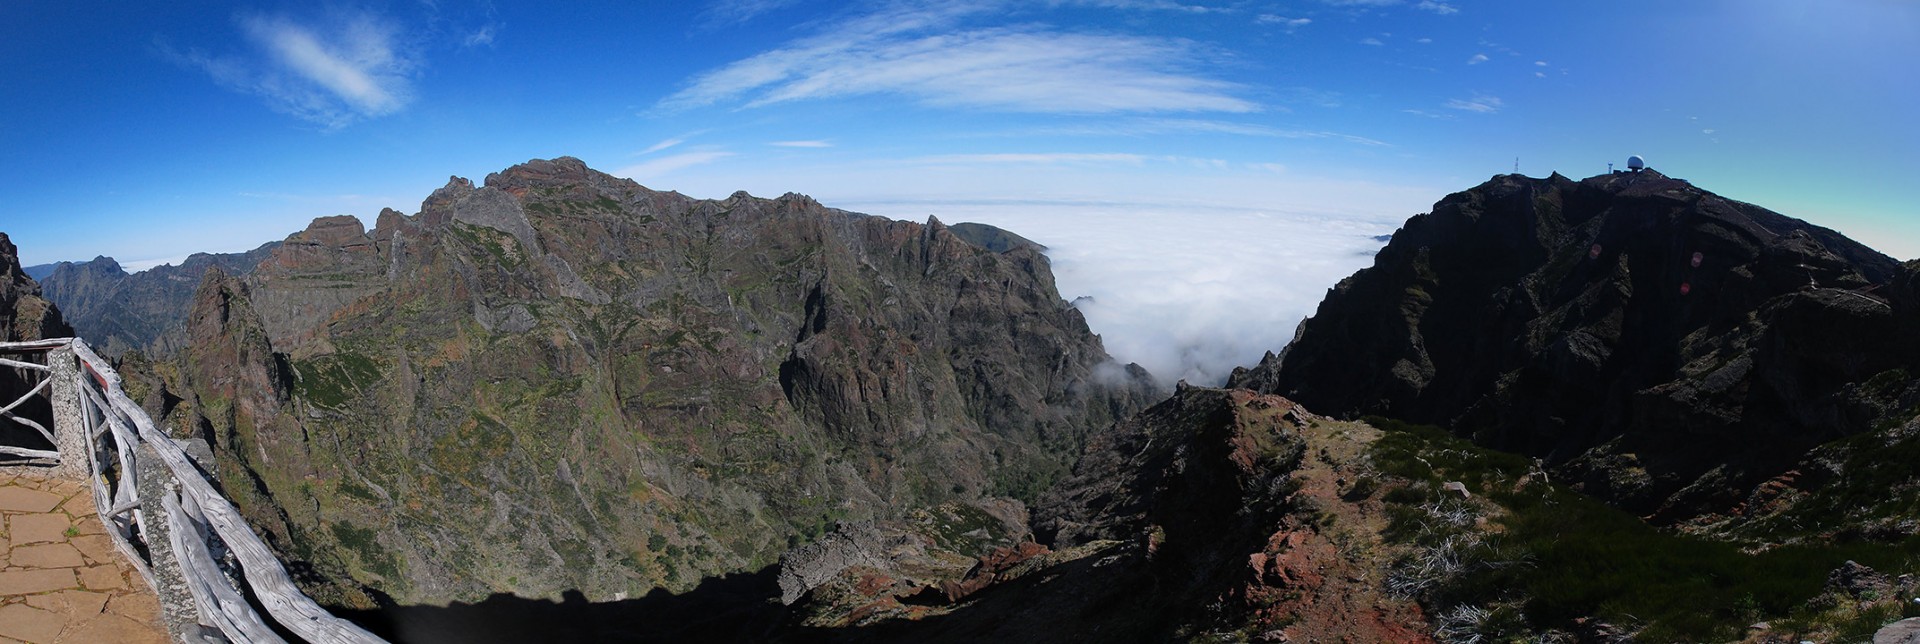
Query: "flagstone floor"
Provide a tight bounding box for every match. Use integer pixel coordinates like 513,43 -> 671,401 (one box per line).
0,473 -> 167,644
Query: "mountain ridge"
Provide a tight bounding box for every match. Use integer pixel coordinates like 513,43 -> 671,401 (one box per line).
9,160 -> 1920,641
1230,168 -> 1920,529
127,156 -> 1160,607
35,242 -> 281,356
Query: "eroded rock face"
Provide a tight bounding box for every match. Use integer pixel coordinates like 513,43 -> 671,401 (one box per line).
812,387 -> 1430,643
145,157 -> 1159,606
1230,170 -> 1920,522
35,243 -> 277,356
0,233 -> 72,342
774,499 -> 1029,610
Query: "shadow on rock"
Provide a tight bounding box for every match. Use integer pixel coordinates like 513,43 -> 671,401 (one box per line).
334,566 -> 815,644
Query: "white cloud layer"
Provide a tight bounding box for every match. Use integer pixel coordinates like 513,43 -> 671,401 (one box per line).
165,11 -> 416,129
659,4 -> 1256,114
858,200 -> 1400,386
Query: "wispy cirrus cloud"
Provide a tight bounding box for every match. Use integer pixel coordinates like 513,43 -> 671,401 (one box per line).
162,10 -> 417,129
1444,93 -> 1503,113
639,137 -> 687,155
1039,118 -> 1389,146
659,3 -> 1257,115
914,152 -> 1151,166
910,152 -> 1254,172
1256,14 -> 1312,30
1054,0 -> 1230,12
698,0 -> 801,27
1415,1 -> 1458,15
614,150 -> 736,181
1467,53 -> 1489,64
463,25 -> 497,47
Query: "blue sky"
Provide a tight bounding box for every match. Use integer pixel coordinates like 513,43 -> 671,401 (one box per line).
2,0 -> 1915,382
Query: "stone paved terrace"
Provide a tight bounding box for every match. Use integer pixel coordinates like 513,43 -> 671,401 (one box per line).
0,473 -> 167,644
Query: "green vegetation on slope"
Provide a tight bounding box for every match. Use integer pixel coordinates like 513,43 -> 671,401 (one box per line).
1365,416 -> 1920,642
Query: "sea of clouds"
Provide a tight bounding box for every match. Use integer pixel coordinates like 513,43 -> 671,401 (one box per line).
853,200 -> 1404,387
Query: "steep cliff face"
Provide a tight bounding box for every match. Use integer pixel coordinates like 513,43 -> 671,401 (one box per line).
1230,169 -> 1920,523
36,243 -> 278,356
0,233 -> 72,342
790,387 -> 1432,643
0,233 -> 70,464
147,157 -> 1158,605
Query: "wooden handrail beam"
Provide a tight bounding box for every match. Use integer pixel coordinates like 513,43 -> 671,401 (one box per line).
70,340 -> 386,644
0,356 -> 50,371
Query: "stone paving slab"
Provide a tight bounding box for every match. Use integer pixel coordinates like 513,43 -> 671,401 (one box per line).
0,487 -> 60,513
0,474 -> 167,644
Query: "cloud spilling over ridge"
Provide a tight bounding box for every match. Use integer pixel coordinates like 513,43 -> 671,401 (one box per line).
163,11 -> 416,128
853,200 -> 1404,387
658,3 -> 1255,114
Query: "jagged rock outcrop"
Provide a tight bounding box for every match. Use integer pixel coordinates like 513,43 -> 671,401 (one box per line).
1230,169 -> 1920,523
1036,385 -> 1305,548
0,233 -> 72,342
36,242 -> 278,355
248,216 -> 391,348
944,223 -> 1045,254
773,499 -> 1030,612
807,387 -> 1430,643
141,157 -> 1158,606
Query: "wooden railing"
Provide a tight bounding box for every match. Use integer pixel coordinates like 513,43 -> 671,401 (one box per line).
0,338 -> 63,463
1,339 -> 386,644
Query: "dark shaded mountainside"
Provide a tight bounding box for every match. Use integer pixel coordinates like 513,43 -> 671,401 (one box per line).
0,233 -> 72,343
109,157 -> 1158,609
1,233 -> 73,463
1231,169 -> 1920,535
35,242 -> 279,357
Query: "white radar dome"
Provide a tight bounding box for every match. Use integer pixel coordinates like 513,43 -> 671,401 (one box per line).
1627,155 -> 1646,170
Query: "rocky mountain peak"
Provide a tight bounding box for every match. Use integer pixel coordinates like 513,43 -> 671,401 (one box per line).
422,176 -> 477,226
292,215 -> 375,250
110,157 -> 1158,607
777,192 -> 820,208
484,156 -> 595,189
1230,170 -> 1916,523
84,255 -> 125,274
